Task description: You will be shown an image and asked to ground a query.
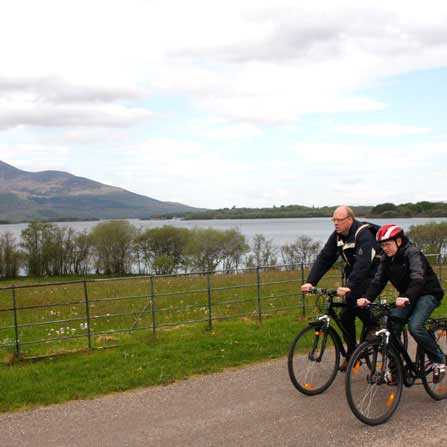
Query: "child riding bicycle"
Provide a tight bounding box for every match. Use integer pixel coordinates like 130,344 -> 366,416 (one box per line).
356,224 -> 446,382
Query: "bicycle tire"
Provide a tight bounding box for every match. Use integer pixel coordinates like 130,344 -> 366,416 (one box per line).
421,323 -> 447,400
288,325 -> 340,395
345,341 -> 403,425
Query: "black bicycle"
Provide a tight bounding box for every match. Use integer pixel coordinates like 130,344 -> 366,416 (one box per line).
345,301 -> 447,425
288,288 -> 408,396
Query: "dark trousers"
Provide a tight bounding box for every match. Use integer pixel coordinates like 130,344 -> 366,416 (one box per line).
340,298 -> 377,357
390,294 -> 444,364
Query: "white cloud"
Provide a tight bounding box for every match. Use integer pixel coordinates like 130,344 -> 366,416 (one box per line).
2,135 -> 447,209
196,123 -> 263,140
0,76 -> 145,104
336,124 -> 432,136
2,1 -> 447,127
0,1 -> 447,209
0,145 -> 71,171
0,96 -> 154,130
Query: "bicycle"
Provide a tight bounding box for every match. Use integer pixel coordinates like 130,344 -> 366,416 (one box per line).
345,300 -> 447,425
288,288 -> 408,396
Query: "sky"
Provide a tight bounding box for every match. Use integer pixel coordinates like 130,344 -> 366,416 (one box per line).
1,0 -> 447,210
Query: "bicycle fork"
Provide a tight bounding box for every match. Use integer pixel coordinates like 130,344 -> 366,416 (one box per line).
369,329 -> 392,385
309,316 -> 330,362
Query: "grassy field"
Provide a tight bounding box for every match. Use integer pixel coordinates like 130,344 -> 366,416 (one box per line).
0,267 -> 340,358
0,265 -> 446,413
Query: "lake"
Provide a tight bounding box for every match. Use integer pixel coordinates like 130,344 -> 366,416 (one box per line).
2,217 -> 447,247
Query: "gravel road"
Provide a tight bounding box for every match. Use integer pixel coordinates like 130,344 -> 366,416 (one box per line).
0,357 -> 446,447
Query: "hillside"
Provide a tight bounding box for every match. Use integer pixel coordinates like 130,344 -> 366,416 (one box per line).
0,160 -> 203,222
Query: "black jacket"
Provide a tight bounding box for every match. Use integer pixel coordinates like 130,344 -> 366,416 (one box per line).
307,220 -> 380,299
365,238 -> 444,303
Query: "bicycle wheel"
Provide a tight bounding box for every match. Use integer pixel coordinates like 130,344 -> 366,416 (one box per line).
345,341 -> 403,425
401,327 -> 409,351
421,324 -> 447,400
288,325 -> 340,395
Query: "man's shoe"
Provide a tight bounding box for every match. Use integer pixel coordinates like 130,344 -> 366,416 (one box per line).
339,358 -> 349,372
432,363 -> 446,384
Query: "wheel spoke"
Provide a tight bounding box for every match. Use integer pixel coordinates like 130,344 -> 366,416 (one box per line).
346,342 -> 403,425
288,326 -> 339,395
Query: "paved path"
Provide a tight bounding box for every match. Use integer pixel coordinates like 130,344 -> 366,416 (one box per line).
0,358 -> 446,447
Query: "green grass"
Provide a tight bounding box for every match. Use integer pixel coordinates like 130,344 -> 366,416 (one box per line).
0,266 -> 446,413
0,268 -> 336,358
0,315 -> 306,413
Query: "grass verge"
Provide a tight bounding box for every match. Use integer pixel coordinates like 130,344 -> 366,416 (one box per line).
0,314 -> 306,413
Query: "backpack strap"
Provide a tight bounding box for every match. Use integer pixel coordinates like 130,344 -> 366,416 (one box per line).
355,223 -> 382,263
337,223 -> 378,267
354,223 -> 371,241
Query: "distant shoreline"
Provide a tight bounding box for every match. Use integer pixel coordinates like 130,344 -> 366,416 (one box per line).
180,202 -> 447,220
183,214 -> 447,220
3,214 -> 447,226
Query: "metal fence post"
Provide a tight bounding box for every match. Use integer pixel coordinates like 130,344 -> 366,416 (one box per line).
438,254 -> 443,284
207,272 -> 212,330
150,275 -> 156,336
300,263 -> 306,317
83,280 -> 92,350
256,266 -> 262,323
11,286 -> 20,357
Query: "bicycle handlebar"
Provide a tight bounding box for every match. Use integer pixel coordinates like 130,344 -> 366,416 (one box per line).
363,301 -> 397,312
308,287 -> 338,297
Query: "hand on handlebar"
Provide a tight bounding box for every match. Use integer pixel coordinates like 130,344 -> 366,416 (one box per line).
396,297 -> 410,307
301,283 -> 314,292
337,287 -> 351,297
357,298 -> 371,308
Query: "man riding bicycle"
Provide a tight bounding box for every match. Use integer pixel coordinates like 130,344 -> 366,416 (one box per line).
357,224 -> 446,382
301,205 -> 380,370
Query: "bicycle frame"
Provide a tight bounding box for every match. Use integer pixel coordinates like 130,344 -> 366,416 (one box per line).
309,288 -> 356,360
370,305 -> 439,387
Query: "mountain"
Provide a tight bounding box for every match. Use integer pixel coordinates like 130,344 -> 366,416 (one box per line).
0,160 -> 204,222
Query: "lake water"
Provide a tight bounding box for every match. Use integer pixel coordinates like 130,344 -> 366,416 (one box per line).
2,217 -> 447,247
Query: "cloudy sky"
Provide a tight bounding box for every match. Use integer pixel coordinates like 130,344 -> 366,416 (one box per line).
1,0 -> 447,209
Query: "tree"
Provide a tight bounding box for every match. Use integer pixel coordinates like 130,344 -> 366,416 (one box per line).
407,222 -> 447,255
220,229 -> 249,272
72,231 -> 93,275
20,222 -> 89,276
90,221 -> 136,275
371,202 -> 398,215
134,226 -> 190,274
46,226 -> 74,276
250,234 -> 278,267
280,235 -> 321,266
186,228 -> 227,272
0,232 -> 21,278
20,221 -> 59,276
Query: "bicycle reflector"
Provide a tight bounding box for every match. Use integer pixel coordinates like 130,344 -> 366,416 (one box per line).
353,361 -> 361,377
386,393 -> 395,408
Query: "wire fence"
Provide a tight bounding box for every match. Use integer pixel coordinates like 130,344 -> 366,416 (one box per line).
0,255 -> 446,360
